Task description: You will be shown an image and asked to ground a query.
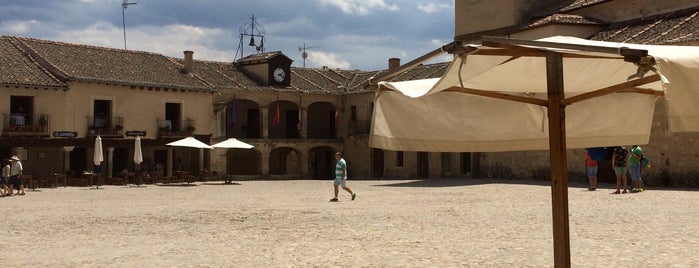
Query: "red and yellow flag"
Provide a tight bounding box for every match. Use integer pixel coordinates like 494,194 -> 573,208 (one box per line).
272,101 -> 280,126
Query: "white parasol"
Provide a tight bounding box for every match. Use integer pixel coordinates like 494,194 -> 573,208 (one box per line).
211,138 -> 254,149
134,135 -> 143,164
166,137 -> 213,149
93,135 -> 103,166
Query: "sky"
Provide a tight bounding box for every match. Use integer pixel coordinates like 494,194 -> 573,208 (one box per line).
0,0 -> 455,71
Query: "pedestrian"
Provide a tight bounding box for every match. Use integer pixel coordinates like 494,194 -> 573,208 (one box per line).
330,152 -> 356,202
1,158 -> 11,196
175,158 -> 183,171
9,155 -> 25,195
628,145 -> 645,192
611,147 -> 629,194
584,148 -> 598,191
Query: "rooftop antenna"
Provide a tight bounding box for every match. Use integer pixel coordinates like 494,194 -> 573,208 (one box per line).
298,43 -> 318,68
234,15 -> 266,60
121,0 -> 137,50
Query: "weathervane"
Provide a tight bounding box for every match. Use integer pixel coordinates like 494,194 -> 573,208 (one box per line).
235,15 -> 266,60
121,0 -> 137,50
298,43 -> 318,68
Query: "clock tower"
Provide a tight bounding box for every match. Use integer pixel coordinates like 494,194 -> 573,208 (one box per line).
234,51 -> 292,87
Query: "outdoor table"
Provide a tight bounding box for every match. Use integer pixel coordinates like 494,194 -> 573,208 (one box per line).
50,173 -> 66,188
21,174 -> 34,190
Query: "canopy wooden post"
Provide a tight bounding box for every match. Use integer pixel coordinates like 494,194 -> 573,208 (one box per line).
546,51 -> 571,267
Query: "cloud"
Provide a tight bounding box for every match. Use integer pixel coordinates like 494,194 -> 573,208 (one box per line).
417,0 -> 453,14
0,20 -> 40,34
317,0 -> 399,15
306,51 -> 351,69
35,22 -> 235,61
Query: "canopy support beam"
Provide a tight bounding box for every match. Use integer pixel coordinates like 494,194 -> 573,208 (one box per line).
562,74 -> 662,105
546,51 -> 571,268
368,41 -> 477,85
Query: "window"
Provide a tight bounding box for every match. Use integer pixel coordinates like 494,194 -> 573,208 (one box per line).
10,96 -> 33,125
166,103 -> 182,131
396,151 -> 404,167
94,99 -> 112,128
350,105 -> 357,121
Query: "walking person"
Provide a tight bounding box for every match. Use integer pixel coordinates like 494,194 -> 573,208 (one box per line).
330,152 -> 356,202
611,147 -> 629,194
584,148 -> 598,191
1,158 -> 11,197
628,145 -> 645,192
9,155 -> 25,195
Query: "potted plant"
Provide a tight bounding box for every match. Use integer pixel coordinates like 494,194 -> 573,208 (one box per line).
158,126 -> 169,136
8,117 -> 17,132
186,125 -> 195,132
88,125 -> 97,135
38,115 -> 47,126
114,124 -> 123,134
38,115 -> 48,132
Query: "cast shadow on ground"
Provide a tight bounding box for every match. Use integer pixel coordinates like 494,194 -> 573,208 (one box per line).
156,183 -> 199,187
200,182 -> 241,186
372,178 -> 551,188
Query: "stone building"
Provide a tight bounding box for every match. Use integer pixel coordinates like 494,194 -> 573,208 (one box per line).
1,0 -> 698,186
443,0 -> 699,185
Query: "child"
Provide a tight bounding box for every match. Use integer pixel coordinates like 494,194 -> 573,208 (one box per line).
1,159 -> 11,196
584,149 -> 598,191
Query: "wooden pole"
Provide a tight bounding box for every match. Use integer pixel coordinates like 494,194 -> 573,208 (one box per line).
546,51 -> 571,267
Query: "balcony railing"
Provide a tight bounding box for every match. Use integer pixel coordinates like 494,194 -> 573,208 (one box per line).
87,116 -> 124,137
2,113 -> 50,137
348,120 -> 371,135
157,119 -> 195,137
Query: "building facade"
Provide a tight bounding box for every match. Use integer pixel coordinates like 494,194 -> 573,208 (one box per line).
1,0 -> 698,186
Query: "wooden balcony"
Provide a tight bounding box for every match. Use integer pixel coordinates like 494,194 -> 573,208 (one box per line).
87,116 -> 124,138
157,119 -> 196,138
2,114 -> 50,137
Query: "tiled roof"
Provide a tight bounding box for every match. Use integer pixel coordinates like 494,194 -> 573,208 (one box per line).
558,0 -> 613,12
525,14 -> 605,29
235,51 -> 291,65
0,36 -> 65,89
14,37 -> 214,92
591,6 -> 699,44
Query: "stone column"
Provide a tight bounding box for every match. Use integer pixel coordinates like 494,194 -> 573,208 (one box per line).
199,148 -> 204,172
429,152 -> 440,179
62,146 -> 74,173
300,107 -> 307,138
261,107 -> 269,139
299,151 -> 309,178
107,147 -> 114,179
167,147 -> 173,177
260,153 -> 270,179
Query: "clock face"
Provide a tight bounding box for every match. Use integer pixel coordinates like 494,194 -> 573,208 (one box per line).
273,67 -> 286,83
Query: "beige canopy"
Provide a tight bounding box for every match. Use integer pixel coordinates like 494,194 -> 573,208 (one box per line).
369,36 -> 699,267
371,36 -> 699,152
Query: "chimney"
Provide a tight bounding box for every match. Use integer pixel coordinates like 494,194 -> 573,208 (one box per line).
388,58 -> 400,70
183,50 -> 194,73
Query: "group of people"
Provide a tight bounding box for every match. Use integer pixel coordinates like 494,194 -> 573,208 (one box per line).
1,155 -> 26,197
585,145 -> 646,194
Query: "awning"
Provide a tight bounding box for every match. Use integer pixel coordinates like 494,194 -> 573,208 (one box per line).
369,36 -> 699,267
371,36 -> 699,152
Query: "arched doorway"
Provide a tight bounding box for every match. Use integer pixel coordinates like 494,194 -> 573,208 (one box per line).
371,148 -> 384,178
309,146 -> 334,180
227,148 -> 260,175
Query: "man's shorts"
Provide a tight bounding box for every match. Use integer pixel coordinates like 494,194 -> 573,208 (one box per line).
333,177 -> 347,187
614,166 -> 627,176
10,175 -> 22,189
586,166 -> 598,177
